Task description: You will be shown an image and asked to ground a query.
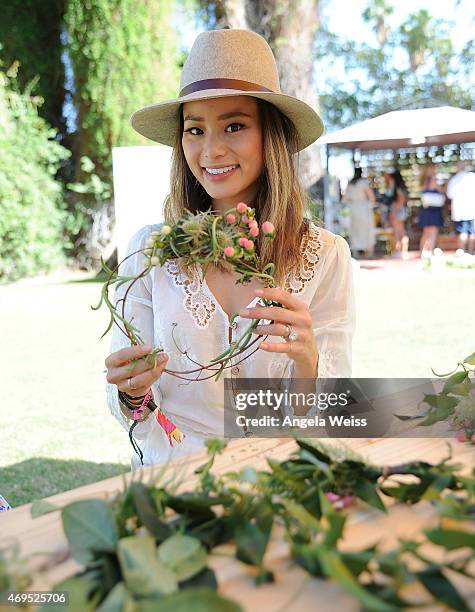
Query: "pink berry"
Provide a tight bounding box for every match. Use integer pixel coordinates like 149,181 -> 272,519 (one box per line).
245,239 -> 254,250
262,221 -> 275,234
455,431 -> 466,443
225,214 -> 236,224
224,246 -> 235,258
248,219 -> 258,227
236,202 -> 247,214
250,225 -> 259,237
238,237 -> 248,247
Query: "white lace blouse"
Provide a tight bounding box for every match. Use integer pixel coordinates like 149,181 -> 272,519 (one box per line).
106,222 -> 356,466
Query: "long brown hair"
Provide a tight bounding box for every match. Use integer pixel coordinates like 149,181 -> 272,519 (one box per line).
163,98 -> 310,285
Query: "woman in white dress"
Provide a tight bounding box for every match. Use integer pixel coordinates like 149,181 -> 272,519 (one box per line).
104,30 -> 355,469
343,168 -> 376,256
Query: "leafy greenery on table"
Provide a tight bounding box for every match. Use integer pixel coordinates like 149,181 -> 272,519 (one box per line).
2,437 -> 473,611
396,351 -> 475,441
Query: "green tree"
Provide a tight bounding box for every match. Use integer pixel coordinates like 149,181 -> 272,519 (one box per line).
0,62 -> 70,281
63,0 -> 182,267
316,1 -> 474,129
0,0 -> 67,142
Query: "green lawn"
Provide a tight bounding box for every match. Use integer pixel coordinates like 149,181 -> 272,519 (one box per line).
1,263 -> 473,507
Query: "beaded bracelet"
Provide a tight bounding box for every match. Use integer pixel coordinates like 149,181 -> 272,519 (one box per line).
118,389 -> 158,464
118,389 -> 147,409
117,388 -> 185,466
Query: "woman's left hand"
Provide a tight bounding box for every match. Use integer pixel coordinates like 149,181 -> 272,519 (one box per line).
239,287 -> 318,375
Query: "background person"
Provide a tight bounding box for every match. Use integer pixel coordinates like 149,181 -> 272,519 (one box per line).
447,161 -> 475,253
418,165 -> 445,255
342,167 -> 376,257
384,170 -> 409,258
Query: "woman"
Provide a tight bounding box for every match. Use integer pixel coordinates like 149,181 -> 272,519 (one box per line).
418,165 -> 445,254
384,170 -> 409,258
343,167 -> 376,256
104,29 -> 355,468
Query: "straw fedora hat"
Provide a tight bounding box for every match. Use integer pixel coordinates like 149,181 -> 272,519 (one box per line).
130,28 -> 324,152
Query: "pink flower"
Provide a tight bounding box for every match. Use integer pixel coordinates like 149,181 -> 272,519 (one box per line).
249,225 -> 259,237
224,246 -> 235,258
248,219 -> 258,228
325,492 -> 354,510
225,213 -> 236,224
262,221 -> 275,235
238,237 -> 248,247
241,215 -> 249,224
236,202 -> 248,214
244,239 -> 254,250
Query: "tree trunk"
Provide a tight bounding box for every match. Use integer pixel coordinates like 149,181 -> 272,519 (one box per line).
245,0 -> 322,188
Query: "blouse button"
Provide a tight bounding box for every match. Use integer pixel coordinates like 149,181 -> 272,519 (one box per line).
231,366 -> 240,375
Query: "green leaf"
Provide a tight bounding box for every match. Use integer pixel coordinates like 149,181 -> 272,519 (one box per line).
135,587 -> 242,612
166,492 -> 221,521
296,439 -> 332,463
187,516 -> 233,549
61,500 -> 118,565
255,568 -> 274,585
30,499 -> 60,518
340,547 -> 377,577
130,482 -> 172,542
443,371 -> 469,394
96,582 -> 133,612
423,394 -> 458,409
235,505 -> 273,567
280,499 -> 321,532
352,479 -> 386,512
38,573 -> 101,612
419,395 -> 458,426
425,527 -> 475,550
323,513 -> 347,547
463,352 -> 475,365
291,543 -> 324,577
157,534 -> 207,582
117,535 -> 178,597
447,382 -> 473,396
317,546 -> 398,611
421,474 -> 454,501
394,413 -> 423,421
417,567 -> 470,611
178,567 -> 217,591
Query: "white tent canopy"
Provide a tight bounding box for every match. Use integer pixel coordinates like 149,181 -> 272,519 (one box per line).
319,106 -> 475,150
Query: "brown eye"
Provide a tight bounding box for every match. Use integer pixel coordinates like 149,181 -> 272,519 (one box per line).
226,123 -> 244,133
184,127 -> 202,135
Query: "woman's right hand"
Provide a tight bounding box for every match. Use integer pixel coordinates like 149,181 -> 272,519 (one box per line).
105,344 -> 169,398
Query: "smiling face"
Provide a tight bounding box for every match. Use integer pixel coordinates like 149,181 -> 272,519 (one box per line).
181,96 -> 264,214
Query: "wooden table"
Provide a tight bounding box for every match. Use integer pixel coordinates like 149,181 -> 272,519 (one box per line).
1,438 -> 474,610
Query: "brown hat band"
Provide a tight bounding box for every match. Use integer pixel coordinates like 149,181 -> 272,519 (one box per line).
180,78 -> 274,97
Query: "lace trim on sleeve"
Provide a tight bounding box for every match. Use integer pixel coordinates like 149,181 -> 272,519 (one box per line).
284,224 -> 322,293
164,260 -> 216,329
